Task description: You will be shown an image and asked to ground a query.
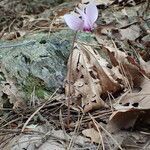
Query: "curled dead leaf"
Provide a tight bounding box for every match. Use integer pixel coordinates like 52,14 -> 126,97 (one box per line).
107,109 -> 140,133
65,43 -> 122,112
103,46 -> 145,88
2,81 -> 26,110
0,67 -> 26,110
82,128 -> 101,144
107,79 -> 150,133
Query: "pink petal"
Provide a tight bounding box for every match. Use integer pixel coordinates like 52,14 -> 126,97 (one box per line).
86,3 -> 98,24
64,14 -> 84,31
76,8 -> 86,20
83,17 -> 92,31
76,8 -> 92,30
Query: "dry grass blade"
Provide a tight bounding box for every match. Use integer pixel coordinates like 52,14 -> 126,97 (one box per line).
0,118 -> 20,129
59,109 -> 68,149
68,112 -> 84,150
89,113 -> 123,150
21,88 -> 59,132
89,113 -> 105,150
48,15 -> 57,37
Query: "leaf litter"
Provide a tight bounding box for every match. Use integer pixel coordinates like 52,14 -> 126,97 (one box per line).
0,0 -> 150,149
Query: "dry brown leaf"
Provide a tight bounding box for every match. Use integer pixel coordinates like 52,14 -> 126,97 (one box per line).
55,8 -> 72,17
2,31 -> 25,40
104,44 -> 149,79
82,128 -> 101,144
139,56 -> 150,77
103,43 -> 150,133
107,109 -> 150,133
107,109 -> 140,133
107,79 -> 150,133
103,46 -> 145,88
2,80 -> 26,109
96,23 -> 116,36
0,67 -> 26,110
119,25 -> 140,41
82,0 -> 111,6
65,43 -> 122,112
116,79 -> 150,109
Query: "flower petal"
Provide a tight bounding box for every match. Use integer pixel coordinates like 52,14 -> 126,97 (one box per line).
76,8 -> 86,20
76,7 -> 92,30
86,3 -> 98,24
64,14 -> 84,31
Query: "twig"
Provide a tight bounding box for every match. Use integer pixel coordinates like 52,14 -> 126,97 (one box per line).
0,134 -> 16,149
0,117 -> 20,129
8,19 -> 16,33
68,112 -> 84,150
89,113 -> 105,150
95,118 -> 123,150
119,18 -> 150,29
82,110 -> 111,124
59,109 -> 69,150
21,88 -> 59,132
90,114 -> 123,150
48,15 -> 57,37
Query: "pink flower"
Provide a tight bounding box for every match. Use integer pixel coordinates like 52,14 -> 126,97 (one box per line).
64,3 -> 98,32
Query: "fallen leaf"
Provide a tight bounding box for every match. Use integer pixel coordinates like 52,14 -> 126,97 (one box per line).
103,46 -> 144,88
0,67 -> 26,110
119,25 -> 140,40
82,128 -> 101,144
65,43 -> 122,112
107,109 -> 140,133
2,31 -> 25,40
2,80 -> 26,109
107,79 -> 150,133
82,0 -> 111,6
139,56 -> 150,77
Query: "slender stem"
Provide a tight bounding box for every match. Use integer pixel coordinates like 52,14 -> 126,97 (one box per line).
67,31 -> 78,128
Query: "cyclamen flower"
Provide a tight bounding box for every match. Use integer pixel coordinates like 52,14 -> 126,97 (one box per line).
64,3 -> 98,32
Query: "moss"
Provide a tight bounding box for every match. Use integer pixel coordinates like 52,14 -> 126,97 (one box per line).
35,88 -> 45,99
23,74 -> 48,99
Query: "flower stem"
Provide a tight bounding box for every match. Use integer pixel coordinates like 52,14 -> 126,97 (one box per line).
67,31 -> 78,128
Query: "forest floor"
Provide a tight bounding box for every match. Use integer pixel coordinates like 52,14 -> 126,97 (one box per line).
0,0 -> 150,149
